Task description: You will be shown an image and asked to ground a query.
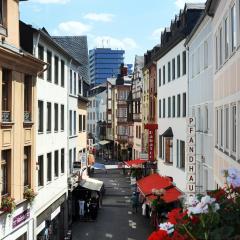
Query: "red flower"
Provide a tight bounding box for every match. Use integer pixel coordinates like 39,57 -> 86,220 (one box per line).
148,230 -> 169,240
168,208 -> 188,225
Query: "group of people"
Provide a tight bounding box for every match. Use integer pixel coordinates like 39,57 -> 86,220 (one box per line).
78,195 -> 99,221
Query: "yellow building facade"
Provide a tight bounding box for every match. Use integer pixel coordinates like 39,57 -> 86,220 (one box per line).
0,1 -> 44,239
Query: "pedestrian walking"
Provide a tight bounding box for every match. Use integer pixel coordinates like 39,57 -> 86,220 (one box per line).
131,192 -> 139,213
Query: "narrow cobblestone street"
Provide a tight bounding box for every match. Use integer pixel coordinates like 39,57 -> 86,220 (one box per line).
72,168 -> 153,240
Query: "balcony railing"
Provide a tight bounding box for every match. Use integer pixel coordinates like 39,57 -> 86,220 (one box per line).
2,111 -> 11,122
24,111 -> 31,122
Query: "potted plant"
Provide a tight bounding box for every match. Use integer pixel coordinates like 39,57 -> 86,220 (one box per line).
24,187 -> 36,203
1,196 -> 16,215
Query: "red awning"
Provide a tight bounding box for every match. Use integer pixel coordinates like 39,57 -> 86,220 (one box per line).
137,173 -> 172,197
124,159 -> 147,167
147,187 -> 182,203
137,173 -> 182,203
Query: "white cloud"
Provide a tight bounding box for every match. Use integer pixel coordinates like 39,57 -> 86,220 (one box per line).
151,27 -> 164,40
84,13 -> 115,22
93,36 -> 138,50
53,21 -> 92,36
33,0 -> 70,4
175,0 -> 206,9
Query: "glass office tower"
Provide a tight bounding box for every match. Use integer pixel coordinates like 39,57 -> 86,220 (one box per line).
89,48 -> 125,86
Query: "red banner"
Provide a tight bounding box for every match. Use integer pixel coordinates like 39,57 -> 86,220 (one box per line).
145,124 -> 158,162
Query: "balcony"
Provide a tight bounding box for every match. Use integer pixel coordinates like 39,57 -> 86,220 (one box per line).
133,113 -> 141,121
24,111 -> 31,122
2,111 -> 11,122
117,117 -> 128,123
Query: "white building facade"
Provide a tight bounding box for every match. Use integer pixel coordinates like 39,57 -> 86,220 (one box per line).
186,14 -> 215,192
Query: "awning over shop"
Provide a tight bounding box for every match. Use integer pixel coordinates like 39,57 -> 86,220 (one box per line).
137,173 -> 182,203
124,159 -> 147,167
161,127 -> 173,138
98,140 -> 110,145
79,178 -> 103,191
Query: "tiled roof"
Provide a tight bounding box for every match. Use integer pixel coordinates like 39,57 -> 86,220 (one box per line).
52,36 -> 90,83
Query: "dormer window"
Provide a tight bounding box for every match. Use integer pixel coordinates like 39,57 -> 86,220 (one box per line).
0,0 -> 6,35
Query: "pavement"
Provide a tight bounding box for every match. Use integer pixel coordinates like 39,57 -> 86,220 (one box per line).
72,166 -> 154,240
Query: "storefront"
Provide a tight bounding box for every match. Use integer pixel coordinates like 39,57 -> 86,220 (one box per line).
35,194 -> 68,240
0,202 -> 34,240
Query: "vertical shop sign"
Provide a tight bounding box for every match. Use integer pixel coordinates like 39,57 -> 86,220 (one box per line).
144,124 -> 158,161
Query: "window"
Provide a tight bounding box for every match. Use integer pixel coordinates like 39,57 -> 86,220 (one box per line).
54,103 -> 58,132
219,27 -> 223,66
220,108 -> 223,148
182,51 -> 186,75
78,76 -> 82,94
47,102 -> 51,132
23,146 -> 31,187
61,104 -> 64,131
38,45 -> 44,79
172,96 -> 175,117
54,56 -> 59,85
231,4 -> 237,51
74,72 -> 76,95
204,41 -> 208,68
231,104 -> 237,154
197,48 -> 200,74
168,61 -> 171,82
24,76 -> 32,122
215,35 -> 218,70
70,70 -> 73,94
159,100 -> 161,118
79,115 -> 83,132
83,115 -> 86,131
163,65 -> 165,84
204,105 -> 209,133
163,98 -> 165,118
74,111 -> 76,135
225,17 -> 229,59
172,58 -> 175,80
0,0 -> 5,27
54,150 -> 59,178
216,109 -> 219,146
136,125 -> 138,138
158,68 -> 161,86
38,155 -> 44,187
180,141 -> 185,169
168,97 -> 171,118
225,106 -> 229,150
1,150 -> 10,195
177,54 -> 180,78
159,135 -> 162,158
192,53 -> 195,78
38,100 -> 44,133
70,110 -> 72,136
61,149 -> 65,174
61,60 -> 65,87
73,148 -> 76,164
177,94 -> 181,117
47,152 -> 52,182
182,93 -> 186,117
47,50 -> 52,82
69,149 -> 72,174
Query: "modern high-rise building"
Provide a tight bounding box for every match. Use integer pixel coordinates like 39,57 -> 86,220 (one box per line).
89,48 -> 125,86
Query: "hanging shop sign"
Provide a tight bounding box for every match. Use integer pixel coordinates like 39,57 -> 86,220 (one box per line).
81,153 -> 87,169
12,208 -> 30,228
186,117 -> 196,199
144,124 -> 158,161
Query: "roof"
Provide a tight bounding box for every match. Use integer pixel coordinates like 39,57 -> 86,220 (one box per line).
124,159 -> 147,167
162,127 -> 173,138
206,0 -> 219,16
137,173 -> 172,197
53,36 -> 90,83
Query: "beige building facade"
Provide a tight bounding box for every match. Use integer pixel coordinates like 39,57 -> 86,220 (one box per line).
209,0 -> 240,186
0,1 -> 44,239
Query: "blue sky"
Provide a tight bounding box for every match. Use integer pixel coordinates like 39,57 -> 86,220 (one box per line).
20,0 -> 206,64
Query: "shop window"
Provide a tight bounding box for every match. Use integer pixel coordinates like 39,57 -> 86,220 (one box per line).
24,146 -> 31,187
38,155 -> 44,187
54,150 -> 59,178
54,56 -> 59,85
38,100 -> 44,133
61,60 -> 65,87
61,149 -> 65,174
1,149 -> 11,195
47,50 -> 52,82
47,152 -> 52,182
2,68 -> 12,122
